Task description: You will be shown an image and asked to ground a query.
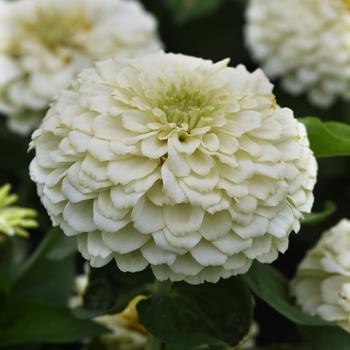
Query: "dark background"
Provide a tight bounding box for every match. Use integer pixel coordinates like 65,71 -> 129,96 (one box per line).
1,0 -> 350,347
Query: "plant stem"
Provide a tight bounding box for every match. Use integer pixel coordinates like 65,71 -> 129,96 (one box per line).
146,334 -> 162,350
153,279 -> 172,295
145,280 -> 172,350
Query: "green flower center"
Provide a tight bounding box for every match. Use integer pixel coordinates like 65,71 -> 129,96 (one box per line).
159,83 -> 214,130
15,5 -> 92,53
343,0 -> 350,10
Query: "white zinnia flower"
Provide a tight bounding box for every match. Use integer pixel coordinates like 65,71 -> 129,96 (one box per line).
292,219 -> 350,332
245,0 -> 350,108
0,0 -> 161,134
30,52 -> 317,284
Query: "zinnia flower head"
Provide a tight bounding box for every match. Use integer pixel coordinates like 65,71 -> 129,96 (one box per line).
0,0 -> 161,134
30,52 -> 317,284
0,184 -> 37,237
292,219 -> 350,332
245,0 -> 350,108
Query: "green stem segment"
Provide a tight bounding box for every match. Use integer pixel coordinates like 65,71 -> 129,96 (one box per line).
146,334 -> 162,350
153,279 -> 172,295
145,280 -> 172,350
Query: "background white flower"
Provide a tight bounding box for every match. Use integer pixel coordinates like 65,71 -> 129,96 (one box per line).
245,0 -> 350,108
30,52 -> 317,284
0,0 -> 161,134
236,322 -> 259,349
292,219 -> 350,332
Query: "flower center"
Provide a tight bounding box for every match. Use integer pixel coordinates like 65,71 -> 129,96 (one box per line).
343,0 -> 350,11
159,84 -> 213,130
17,5 -> 92,52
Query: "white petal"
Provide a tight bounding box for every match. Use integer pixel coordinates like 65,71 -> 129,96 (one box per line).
235,196 -> 258,213
141,241 -> 176,265
108,157 -> 157,185
97,191 -> 129,220
267,206 -> 294,238
93,201 -> 130,233
114,251 -> 148,273
213,232 -> 252,255
77,235 -> 89,260
68,131 -> 90,153
318,305 -> 347,322
223,254 -> 249,270
186,150 -> 215,176
62,178 -> 94,204
232,215 -> 269,239
110,187 -> 144,209
249,118 -> 282,140
132,197 -> 165,234
63,201 -> 97,232
43,185 -> 65,204
185,266 -> 224,284
163,228 -> 201,250
164,204 -> 204,236
87,231 -> 112,259
180,183 -> 222,208
88,138 -> 114,161
124,170 -> 160,193
199,211 -> 232,240
167,140 -> 191,176
141,135 -> 168,158
171,134 -> 200,155
152,265 -> 185,282
93,114 -> 133,140
121,110 -> 152,133
257,248 -> 279,263
182,169 -> 219,192
60,221 -> 79,237
244,235 -> 272,259
217,132 -> 239,154
90,255 -> 113,268
102,224 -> 150,254
191,241 -> 227,266
147,181 -> 168,206
152,231 -> 187,254
201,133 -> 220,152
169,254 -> 203,276
29,159 -> 50,184
161,163 -> 186,203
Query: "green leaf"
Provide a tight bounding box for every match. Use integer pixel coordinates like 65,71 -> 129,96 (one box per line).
0,271 -> 10,296
163,0 -> 223,24
243,263 -> 327,326
74,262 -> 153,319
302,201 -> 336,226
12,228 -> 76,305
0,297 -> 107,347
300,325 -> 350,350
46,233 -> 77,260
0,239 -> 15,279
299,117 -> 350,158
262,344 -> 311,350
138,278 -> 253,348
0,237 -> 28,283
247,275 -> 350,348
